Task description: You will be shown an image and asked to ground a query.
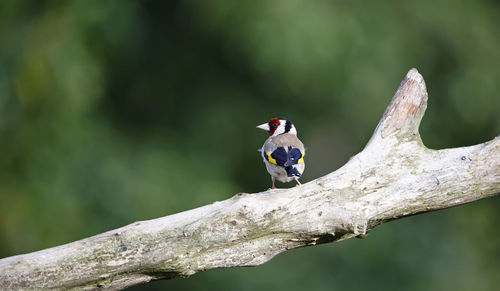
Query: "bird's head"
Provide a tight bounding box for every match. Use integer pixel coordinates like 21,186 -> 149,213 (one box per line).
257,117 -> 297,137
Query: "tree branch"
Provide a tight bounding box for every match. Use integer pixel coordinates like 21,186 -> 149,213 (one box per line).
1,69 -> 499,290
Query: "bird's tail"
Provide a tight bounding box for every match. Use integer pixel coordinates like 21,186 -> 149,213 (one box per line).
285,166 -> 302,178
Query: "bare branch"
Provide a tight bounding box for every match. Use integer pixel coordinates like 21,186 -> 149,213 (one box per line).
367,67 -> 428,147
1,69 -> 499,290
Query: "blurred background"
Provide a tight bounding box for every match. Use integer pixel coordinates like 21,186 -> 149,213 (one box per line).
1,0 -> 500,290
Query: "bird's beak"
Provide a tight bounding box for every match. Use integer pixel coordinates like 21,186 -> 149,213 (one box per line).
256,123 -> 270,131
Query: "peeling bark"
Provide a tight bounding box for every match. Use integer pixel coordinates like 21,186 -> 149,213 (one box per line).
0,68 -> 499,290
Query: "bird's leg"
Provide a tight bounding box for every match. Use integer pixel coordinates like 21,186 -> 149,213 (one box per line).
271,177 -> 276,189
294,177 -> 301,186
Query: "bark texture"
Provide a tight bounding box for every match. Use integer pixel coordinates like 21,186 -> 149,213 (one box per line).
1,68 -> 499,290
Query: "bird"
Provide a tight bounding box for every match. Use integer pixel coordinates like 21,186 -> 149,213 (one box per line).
257,117 -> 305,189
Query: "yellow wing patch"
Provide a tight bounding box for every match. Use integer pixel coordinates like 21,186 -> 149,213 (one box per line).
265,152 -> 278,165
298,151 -> 305,164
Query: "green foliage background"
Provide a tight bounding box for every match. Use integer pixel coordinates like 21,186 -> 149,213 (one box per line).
1,1 -> 499,290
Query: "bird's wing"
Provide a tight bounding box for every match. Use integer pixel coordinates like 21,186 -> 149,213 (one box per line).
285,147 -> 304,166
262,137 -> 305,167
266,147 -> 288,166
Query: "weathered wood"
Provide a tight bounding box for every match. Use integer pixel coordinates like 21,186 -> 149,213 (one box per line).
1,68 -> 499,290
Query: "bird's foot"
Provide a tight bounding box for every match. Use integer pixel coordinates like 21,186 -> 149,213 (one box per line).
271,177 -> 276,189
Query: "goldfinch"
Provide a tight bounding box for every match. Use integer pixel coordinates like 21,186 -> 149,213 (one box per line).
257,118 -> 305,189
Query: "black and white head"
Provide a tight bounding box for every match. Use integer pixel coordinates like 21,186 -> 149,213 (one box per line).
256,117 -> 297,137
